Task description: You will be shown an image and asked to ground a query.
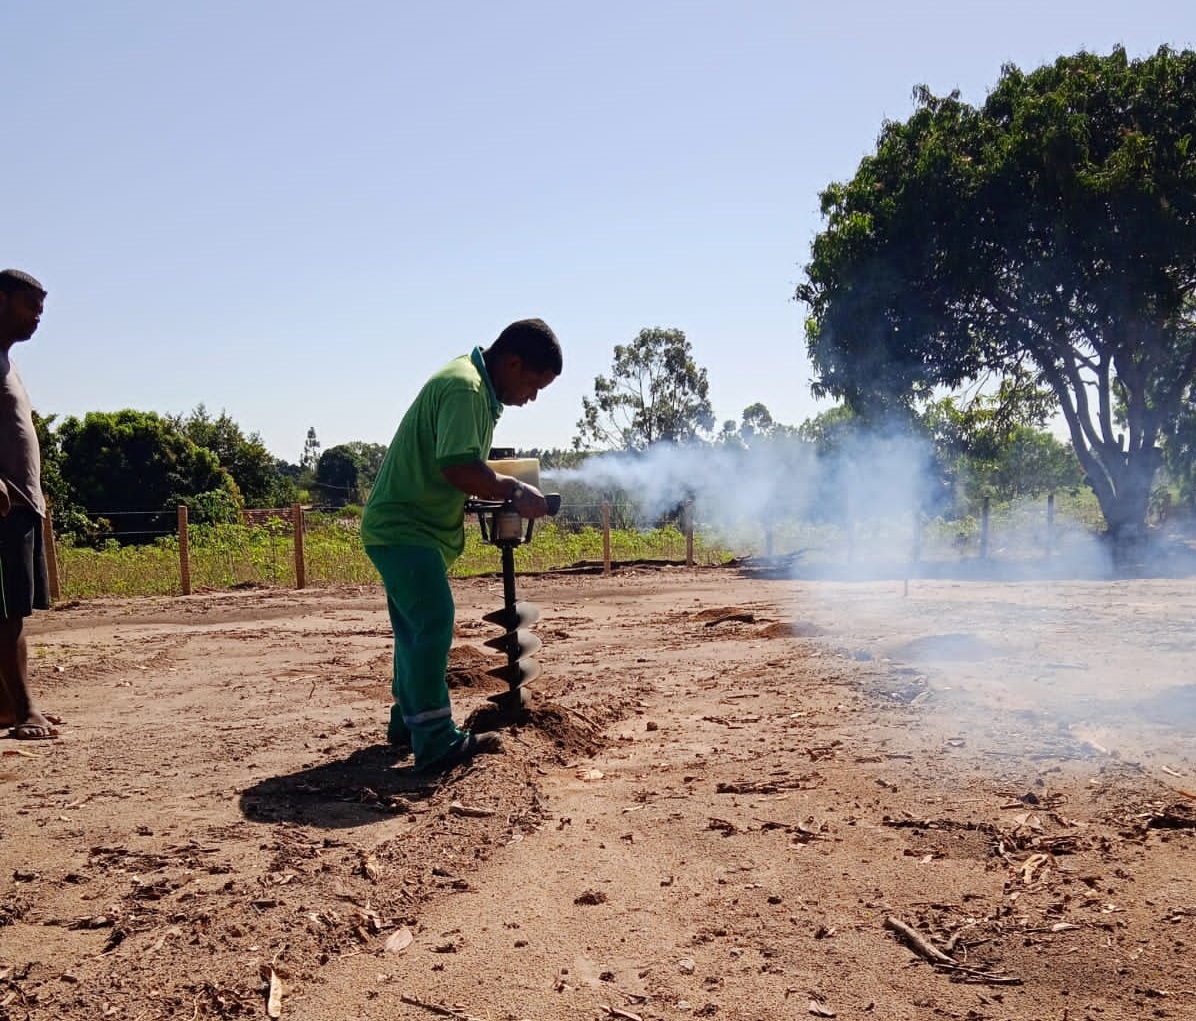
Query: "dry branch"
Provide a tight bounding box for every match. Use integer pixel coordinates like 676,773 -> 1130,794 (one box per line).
884,916 -> 957,965
716,774 -> 820,794
884,917 -> 1022,986
938,964 -> 1023,985
704,612 -> 757,626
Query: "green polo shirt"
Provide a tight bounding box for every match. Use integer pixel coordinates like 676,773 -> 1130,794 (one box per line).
361,347 -> 502,563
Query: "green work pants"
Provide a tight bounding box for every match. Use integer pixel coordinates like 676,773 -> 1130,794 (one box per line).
365,544 -> 466,767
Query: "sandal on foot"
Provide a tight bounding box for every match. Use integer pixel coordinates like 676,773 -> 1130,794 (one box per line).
422,731 -> 503,772
2,712 -> 63,731
9,722 -> 60,741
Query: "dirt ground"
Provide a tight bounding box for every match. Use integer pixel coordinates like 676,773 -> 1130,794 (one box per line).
2,563 -> 1196,1021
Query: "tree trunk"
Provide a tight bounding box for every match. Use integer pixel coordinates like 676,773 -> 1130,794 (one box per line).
1089,447 -> 1158,564
1057,393 -> 1160,555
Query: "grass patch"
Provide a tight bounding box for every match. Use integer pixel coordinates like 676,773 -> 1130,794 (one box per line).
52,493 -> 1104,600
54,517 -> 731,600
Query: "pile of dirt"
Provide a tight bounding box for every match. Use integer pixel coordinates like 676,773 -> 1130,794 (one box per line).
444,643 -> 506,692
465,700 -> 605,763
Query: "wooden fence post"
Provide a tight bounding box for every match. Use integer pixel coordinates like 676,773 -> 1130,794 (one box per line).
684,498 -> 694,567
843,491 -> 854,564
602,501 -> 611,576
980,496 -> 991,559
292,503 -> 306,589
1046,491 -> 1055,557
43,507 -> 61,602
178,505 -> 191,595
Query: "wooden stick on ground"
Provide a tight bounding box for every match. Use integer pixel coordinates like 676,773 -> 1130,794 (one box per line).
884,916 -> 1023,985
561,703 -> 602,730
884,916 -> 957,965
937,964 -> 1023,985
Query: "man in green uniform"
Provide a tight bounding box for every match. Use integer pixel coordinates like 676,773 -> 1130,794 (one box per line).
362,319 -> 562,771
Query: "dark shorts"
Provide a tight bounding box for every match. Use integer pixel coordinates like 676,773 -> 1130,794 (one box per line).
0,506 -> 50,619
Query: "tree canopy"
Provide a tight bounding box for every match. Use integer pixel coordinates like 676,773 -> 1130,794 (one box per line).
314,441 -> 387,507
57,410 -> 240,540
172,405 -> 294,509
918,394 -> 1083,507
796,45 -> 1196,541
719,403 -> 798,448
574,327 -> 715,451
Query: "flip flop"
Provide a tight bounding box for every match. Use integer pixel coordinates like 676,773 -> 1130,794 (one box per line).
9,722 -> 60,741
2,713 -> 64,728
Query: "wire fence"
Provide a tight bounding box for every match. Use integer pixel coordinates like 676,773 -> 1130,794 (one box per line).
44,491 -> 1130,602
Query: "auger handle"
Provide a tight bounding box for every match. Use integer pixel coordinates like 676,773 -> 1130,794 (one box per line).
464,493 -> 562,515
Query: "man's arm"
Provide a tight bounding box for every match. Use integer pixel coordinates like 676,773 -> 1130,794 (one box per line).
0,478 -> 10,517
441,462 -> 549,519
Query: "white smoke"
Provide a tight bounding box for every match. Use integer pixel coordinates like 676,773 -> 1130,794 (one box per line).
543,435 -> 1194,765
545,429 -> 933,545
548,443 -> 806,525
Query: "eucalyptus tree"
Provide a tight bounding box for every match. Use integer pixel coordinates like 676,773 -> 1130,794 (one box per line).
575,327 -> 715,451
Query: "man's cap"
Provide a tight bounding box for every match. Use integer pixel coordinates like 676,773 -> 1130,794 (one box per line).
0,269 -> 47,294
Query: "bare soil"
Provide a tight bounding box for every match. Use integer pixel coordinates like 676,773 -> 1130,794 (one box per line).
3,565 -> 1196,1021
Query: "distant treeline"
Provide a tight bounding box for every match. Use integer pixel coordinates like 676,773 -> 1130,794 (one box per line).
34,399 -> 1117,548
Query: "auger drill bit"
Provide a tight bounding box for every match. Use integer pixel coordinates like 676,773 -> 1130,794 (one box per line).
483,628 -> 542,659
465,482 -> 560,712
481,601 -> 541,631
486,658 -> 542,707
484,630 -> 543,706
478,537 -> 541,708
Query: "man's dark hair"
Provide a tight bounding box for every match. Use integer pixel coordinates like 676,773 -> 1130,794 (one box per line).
0,270 -> 47,296
490,318 -> 563,374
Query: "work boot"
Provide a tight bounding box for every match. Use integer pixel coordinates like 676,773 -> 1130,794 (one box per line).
421,731 -> 504,772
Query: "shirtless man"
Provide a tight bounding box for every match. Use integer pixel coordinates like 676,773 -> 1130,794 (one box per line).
0,269 -> 56,739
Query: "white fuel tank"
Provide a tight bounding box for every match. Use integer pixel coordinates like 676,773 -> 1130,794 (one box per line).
485,457 -> 541,492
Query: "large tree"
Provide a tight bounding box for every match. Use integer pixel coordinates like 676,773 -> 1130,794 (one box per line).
574,327 -> 715,451
796,46 -> 1196,542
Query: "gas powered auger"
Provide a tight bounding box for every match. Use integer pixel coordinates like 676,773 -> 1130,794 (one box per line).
464,451 -> 561,713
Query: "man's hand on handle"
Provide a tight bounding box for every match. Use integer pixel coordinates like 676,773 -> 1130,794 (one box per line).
442,461 -> 550,519
509,481 -> 549,520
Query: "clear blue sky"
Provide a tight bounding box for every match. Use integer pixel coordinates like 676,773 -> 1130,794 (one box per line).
6,2 -> 1192,464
